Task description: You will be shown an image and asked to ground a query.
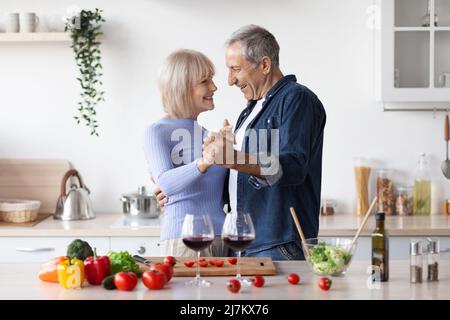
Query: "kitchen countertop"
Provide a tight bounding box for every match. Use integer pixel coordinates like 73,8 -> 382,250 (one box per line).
0,260 -> 449,300
0,212 -> 449,237
318,213 -> 450,236
0,212 -> 161,237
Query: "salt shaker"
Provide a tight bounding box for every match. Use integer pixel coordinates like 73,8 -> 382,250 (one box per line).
427,238 -> 439,281
410,240 -> 423,283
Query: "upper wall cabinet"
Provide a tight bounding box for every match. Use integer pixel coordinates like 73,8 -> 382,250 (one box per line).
376,0 -> 450,102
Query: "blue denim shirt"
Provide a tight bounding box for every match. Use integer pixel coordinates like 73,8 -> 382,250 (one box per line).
225,74 -> 326,254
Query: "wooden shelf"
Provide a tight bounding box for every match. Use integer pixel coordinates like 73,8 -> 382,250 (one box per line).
0,32 -> 70,42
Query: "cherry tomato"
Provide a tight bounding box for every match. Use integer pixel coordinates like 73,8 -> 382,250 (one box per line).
184,261 -> 195,268
209,260 -> 216,266
142,269 -> 168,290
163,256 -> 176,266
199,260 -> 209,268
113,271 -> 138,291
287,273 -> 300,285
150,263 -> 173,282
252,275 -> 265,287
226,279 -> 241,293
318,277 -> 332,291
227,257 -> 237,265
213,260 -> 224,267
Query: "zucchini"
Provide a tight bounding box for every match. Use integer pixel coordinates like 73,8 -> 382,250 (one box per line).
101,275 -> 116,290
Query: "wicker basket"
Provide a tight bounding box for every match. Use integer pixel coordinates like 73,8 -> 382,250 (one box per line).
0,199 -> 41,223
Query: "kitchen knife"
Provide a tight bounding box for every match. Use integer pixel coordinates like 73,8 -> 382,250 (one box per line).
133,255 -> 152,266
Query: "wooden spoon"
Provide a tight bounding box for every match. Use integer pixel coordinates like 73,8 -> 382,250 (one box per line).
348,196 -> 377,254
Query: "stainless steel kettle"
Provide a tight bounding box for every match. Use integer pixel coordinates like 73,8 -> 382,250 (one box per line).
54,169 -> 95,220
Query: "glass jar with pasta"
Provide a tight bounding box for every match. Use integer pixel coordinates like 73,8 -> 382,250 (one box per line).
354,157 -> 372,216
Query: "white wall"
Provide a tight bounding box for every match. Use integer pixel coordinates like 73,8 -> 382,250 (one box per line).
0,0 -> 449,213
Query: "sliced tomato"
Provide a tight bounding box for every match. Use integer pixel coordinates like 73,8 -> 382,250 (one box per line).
227,257 -> 237,265
209,260 -> 216,266
199,260 -> 209,267
184,261 -> 195,268
213,260 -> 224,267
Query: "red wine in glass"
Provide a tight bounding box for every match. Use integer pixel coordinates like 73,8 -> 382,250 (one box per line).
182,236 -> 214,251
181,213 -> 215,287
223,236 -> 254,251
221,211 -> 255,285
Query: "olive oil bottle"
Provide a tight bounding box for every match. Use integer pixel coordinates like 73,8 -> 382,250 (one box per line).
371,212 -> 389,281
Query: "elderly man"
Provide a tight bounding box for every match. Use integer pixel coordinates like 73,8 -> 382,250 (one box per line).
156,25 -> 326,260
203,25 -> 326,260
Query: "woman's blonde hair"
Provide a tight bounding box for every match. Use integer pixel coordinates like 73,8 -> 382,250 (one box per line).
158,49 -> 215,118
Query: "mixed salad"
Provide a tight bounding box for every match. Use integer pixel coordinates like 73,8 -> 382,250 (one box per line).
308,241 -> 352,275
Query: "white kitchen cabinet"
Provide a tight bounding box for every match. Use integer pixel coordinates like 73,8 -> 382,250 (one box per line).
109,237 -> 161,257
0,237 -> 110,263
0,236 -> 162,263
376,0 -> 450,102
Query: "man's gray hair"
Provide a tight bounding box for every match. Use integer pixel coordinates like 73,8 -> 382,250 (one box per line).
225,24 -> 280,68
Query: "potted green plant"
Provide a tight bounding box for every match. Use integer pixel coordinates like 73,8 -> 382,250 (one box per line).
65,8 -> 105,136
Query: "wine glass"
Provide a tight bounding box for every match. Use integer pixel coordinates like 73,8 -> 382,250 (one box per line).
221,211 -> 255,285
181,213 -> 215,287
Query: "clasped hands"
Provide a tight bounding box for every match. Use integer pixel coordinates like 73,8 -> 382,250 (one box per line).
198,119 -> 236,172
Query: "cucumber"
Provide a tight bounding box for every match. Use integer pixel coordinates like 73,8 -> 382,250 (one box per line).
101,275 -> 116,290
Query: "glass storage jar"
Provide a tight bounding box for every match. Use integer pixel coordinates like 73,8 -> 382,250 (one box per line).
396,186 -> 413,216
376,169 -> 395,215
413,153 -> 431,216
445,200 -> 450,215
354,157 -> 372,216
321,199 -> 337,216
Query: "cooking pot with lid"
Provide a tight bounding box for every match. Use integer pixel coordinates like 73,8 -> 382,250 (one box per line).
120,186 -> 160,218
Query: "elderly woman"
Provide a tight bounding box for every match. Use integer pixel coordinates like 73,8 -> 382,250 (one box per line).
144,49 -> 227,257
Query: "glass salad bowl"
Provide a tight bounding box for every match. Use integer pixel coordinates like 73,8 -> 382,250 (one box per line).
303,238 -> 356,276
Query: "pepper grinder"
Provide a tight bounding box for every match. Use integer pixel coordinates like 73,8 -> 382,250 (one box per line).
410,240 -> 423,283
427,238 -> 439,281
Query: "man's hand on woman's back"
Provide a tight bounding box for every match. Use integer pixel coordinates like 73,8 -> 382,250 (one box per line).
151,176 -> 168,209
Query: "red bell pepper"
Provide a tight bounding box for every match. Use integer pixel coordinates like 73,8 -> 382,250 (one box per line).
84,248 -> 110,285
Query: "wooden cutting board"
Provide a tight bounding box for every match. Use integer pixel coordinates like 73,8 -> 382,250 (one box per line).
0,159 -> 72,214
0,213 -> 52,227
141,257 -> 277,276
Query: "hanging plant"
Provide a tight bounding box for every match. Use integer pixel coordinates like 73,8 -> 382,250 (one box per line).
65,8 -> 105,136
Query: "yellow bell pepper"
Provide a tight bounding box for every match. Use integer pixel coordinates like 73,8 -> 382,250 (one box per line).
57,258 -> 85,289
